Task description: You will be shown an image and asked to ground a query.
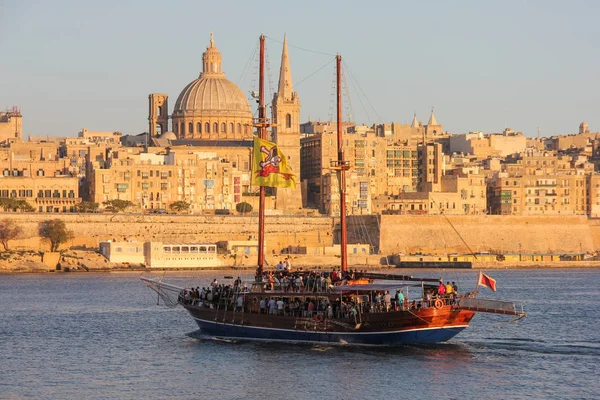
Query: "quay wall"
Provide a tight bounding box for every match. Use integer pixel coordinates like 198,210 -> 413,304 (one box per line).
2,213 -> 599,256
379,215 -> 598,255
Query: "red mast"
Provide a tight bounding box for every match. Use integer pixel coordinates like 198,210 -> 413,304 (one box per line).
335,54 -> 349,272
256,35 -> 266,279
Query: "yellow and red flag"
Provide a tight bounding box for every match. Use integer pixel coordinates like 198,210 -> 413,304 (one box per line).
252,136 -> 296,189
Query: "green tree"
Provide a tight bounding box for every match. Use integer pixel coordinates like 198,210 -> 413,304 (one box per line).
75,201 -> 99,213
0,198 -> 34,212
169,201 -> 191,213
236,202 -> 253,214
0,198 -> 16,211
102,199 -> 134,213
14,200 -> 35,212
0,218 -> 23,251
38,219 -> 74,252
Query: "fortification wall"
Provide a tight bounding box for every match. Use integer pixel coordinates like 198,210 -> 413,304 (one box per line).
2,213 -> 598,256
379,215 -> 596,255
4,213 -> 335,253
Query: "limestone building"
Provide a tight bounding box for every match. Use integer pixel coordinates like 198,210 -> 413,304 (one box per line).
142,34 -> 302,213
487,150 -> 591,215
0,107 -> 22,143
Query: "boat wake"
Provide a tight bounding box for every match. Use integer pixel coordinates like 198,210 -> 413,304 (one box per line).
462,337 -> 600,357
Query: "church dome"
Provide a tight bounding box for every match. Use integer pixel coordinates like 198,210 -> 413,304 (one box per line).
174,76 -> 251,117
171,34 -> 253,140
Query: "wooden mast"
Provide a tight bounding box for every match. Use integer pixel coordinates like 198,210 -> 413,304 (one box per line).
256,34 -> 266,279
335,54 -> 349,272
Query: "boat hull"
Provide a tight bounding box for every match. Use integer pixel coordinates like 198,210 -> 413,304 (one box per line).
184,306 -> 474,346
191,317 -> 466,345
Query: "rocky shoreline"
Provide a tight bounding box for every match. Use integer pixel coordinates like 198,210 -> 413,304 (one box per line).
1,249 -> 599,273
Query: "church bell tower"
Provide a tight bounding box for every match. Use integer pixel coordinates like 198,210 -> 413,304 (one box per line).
272,35 -> 302,211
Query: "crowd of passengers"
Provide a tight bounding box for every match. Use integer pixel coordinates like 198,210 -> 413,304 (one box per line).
180,275 -> 460,318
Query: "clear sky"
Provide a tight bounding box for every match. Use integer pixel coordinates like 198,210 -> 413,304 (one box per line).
1,0 -> 598,138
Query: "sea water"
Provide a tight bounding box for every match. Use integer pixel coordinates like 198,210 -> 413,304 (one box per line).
0,269 -> 598,399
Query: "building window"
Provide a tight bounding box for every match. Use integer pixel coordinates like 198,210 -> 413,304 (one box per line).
197,123 -> 202,133
205,123 -> 210,133
286,114 -> 292,128
214,123 -> 219,133
188,122 -> 193,134
37,169 -> 44,177
180,122 -> 185,135
237,123 -> 241,134
221,123 -> 226,133
229,123 -> 234,133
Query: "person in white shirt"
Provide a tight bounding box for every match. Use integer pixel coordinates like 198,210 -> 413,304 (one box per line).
259,298 -> 266,314
384,291 -> 392,312
268,298 -> 277,315
276,298 -> 285,315
236,295 -> 244,312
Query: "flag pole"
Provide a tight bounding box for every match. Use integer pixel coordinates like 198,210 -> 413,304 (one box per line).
475,270 -> 481,295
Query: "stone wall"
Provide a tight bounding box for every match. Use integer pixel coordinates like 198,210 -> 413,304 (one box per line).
378,215 -> 597,255
2,213 -> 598,256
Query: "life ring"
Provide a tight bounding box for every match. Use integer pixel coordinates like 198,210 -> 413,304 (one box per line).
434,299 -> 444,309
252,297 -> 258,304
313,313 -> 323,322
364,322 -> 370,328
388,322 -> 393,328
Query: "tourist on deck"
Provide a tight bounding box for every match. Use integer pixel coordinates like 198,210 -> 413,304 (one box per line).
425,289 -> 433,307
396,289 -> 405,310
445,281 -> 453,296
452,281 -> 458,294
259,298 -> 266,314
267,298 -> 277,315
236,295 -> 244,312
276,298 -> 285,315
284,258 -> 291,273
307,299 -> 315,316
384,291 -> 392,312
211,279 -> 218,288
438,281 -> 446,297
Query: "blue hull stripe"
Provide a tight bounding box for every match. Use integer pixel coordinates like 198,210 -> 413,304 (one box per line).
191,317 -> 467,346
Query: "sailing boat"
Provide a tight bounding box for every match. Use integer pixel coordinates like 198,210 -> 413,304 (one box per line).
142,35 -> 526,346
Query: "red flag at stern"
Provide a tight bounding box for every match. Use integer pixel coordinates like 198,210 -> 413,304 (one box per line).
477,271 -> 497,292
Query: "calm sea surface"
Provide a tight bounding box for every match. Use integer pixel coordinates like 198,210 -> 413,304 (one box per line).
1,268 -> 598,400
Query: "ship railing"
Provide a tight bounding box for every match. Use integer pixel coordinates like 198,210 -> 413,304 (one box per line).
458,297 -> 526,317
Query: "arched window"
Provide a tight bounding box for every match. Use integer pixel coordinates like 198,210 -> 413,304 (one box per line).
214,122 -> 218,133
286,114 -> 292,128
188,122 -> 193,134
221,123 -> 226,133
205,123 -> 210,133
237,123 -> 241,134
173,123 -> 178,134
229,123 -> 234,133
180,123 -> 185,136
197,123 -> 202,134
157,106 -> 162,116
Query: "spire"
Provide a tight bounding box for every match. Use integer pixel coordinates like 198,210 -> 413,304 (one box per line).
411,113 -> 419,128
428,107 -> 437,126
277,34 -> 294,101
201,32 -> 223,77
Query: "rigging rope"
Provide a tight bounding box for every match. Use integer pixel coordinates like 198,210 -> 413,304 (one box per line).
264,35 -> 336,57
342,60 -> 382,122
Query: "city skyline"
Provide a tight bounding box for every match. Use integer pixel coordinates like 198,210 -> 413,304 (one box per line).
1,0 -> 598,138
